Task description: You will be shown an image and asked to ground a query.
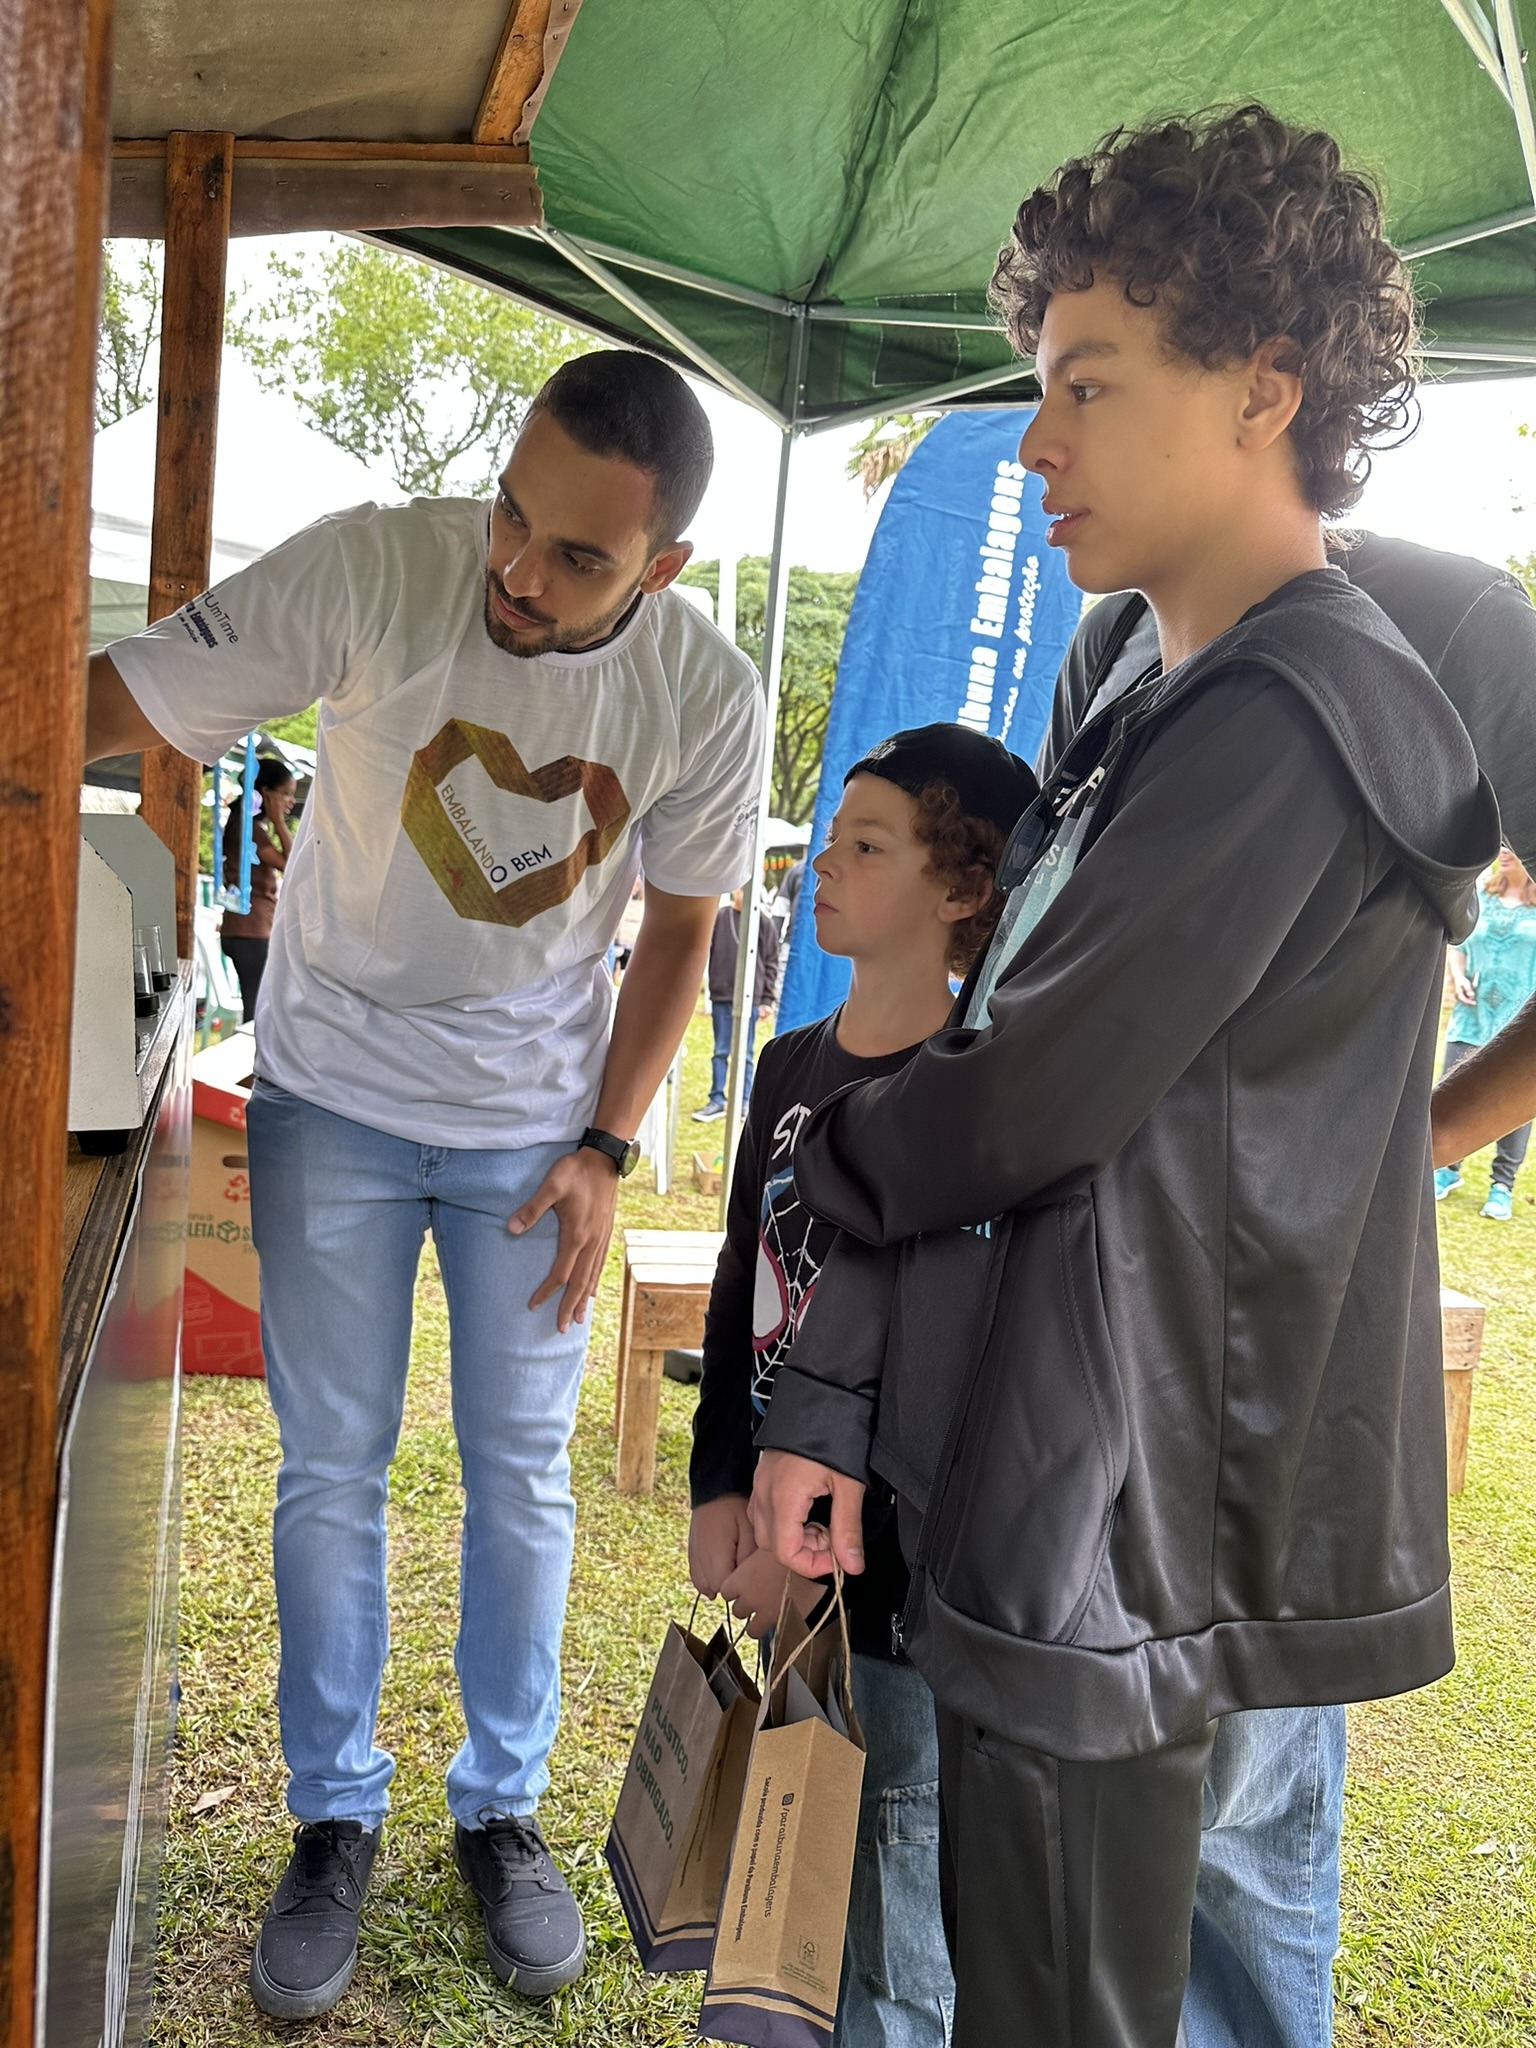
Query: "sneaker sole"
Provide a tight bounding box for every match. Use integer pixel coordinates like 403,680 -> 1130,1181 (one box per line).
249,1940 -> 358,2021
482,1924 -> 587,1999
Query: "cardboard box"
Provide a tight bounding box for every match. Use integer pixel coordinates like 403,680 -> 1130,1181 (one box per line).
184,1026 -> 264,1376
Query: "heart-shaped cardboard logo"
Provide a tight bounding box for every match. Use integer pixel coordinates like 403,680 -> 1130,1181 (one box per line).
401,718 -> 631,927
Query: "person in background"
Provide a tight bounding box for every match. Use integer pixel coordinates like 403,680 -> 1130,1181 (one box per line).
693,884 -> 780,1121
220,755 -> 296,1021
1437,846 -> 1536,1218
690,725 -> 1037,2048
611,875 -> 645,980
774,851 -> 807,933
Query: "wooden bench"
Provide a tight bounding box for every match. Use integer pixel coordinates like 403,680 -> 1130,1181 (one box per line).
608,1257 -> 1485,1498
1441,1286 -> 1485,1496
614,1228 -> 724,1495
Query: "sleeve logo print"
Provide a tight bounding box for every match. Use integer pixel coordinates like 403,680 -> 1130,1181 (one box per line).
401,718 -> 632,927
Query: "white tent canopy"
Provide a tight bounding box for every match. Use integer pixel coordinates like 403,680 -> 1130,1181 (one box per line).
91,349 -> 400,588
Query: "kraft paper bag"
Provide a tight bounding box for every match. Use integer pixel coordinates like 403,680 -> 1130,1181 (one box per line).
607,1603 -> 760,1971
699,1577 -> 866,2048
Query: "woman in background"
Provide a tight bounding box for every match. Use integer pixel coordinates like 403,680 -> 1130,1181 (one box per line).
1437,845 -> 1536,1218
221,755 -> 295,1021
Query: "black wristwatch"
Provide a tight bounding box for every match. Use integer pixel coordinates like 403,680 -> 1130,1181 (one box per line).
577,1126 -> 641,1178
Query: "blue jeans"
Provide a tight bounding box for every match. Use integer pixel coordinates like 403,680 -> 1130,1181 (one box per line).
707,999 -> 755,1108
245,1081 -> 588,1830
1180,1706 -> 1346,2048
836,1654 -> 954,2048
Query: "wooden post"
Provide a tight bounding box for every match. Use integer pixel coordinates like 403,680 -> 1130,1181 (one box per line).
138,131 -> 233,962
0,1 -> 113,2039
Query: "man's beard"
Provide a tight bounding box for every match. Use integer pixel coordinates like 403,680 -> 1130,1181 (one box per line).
483,573 -> 644,659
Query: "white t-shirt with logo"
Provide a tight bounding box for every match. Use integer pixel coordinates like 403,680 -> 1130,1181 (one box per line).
110,498 -> 765,1147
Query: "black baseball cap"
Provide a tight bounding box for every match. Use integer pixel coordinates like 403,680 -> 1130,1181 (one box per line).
845,723 -> 1039,839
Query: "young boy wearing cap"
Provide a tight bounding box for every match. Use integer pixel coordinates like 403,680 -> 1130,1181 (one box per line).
689,725 -> 1036,2047
749,105 -> 1498,2044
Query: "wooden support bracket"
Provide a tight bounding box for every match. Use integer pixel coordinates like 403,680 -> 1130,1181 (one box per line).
138,132 -> 233,963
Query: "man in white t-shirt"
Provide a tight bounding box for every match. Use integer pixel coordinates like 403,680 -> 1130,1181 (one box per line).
86,351 -> 765,2018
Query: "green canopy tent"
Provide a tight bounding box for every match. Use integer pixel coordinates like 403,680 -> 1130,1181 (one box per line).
388,0 -> 1536,428
377,0 -> 1536,1176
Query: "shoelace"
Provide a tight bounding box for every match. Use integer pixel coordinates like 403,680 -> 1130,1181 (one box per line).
479,1817 -> 557,1894
281,1822 -> 367,1912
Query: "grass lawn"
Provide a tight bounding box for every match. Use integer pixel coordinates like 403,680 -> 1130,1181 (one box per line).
152,1009 -> 1536,2044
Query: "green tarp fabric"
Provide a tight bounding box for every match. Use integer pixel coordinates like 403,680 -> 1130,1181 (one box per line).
388,0 -> 1536,423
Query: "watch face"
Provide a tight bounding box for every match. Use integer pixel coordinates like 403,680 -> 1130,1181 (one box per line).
619,1140 -> 641,1178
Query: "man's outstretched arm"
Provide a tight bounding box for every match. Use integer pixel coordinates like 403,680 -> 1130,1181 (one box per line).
85,651 -> 168,761
1433,994 -> 1536,1165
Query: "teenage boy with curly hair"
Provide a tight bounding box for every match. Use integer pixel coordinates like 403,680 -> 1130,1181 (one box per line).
750,105 -> 1499,2046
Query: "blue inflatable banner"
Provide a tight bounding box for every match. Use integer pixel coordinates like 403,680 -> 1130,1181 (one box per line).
776,408 -> 1082,1034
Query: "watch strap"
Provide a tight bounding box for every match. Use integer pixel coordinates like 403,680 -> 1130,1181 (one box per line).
578,1126 -> 638,1175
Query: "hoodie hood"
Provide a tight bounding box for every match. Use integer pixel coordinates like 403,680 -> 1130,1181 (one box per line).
1149,569 -> 1499,940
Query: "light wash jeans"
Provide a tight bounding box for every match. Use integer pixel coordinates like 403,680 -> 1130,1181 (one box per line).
1180,1705 -> 1347,2048
245,1081 -> 588,1831
836,1653 -> 954,2048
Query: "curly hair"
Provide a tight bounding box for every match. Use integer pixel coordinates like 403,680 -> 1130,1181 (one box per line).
989,103 -> 1419,515
910,784 -> 1008,974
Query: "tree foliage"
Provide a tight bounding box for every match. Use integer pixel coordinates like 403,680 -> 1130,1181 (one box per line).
845,411 -> 937,500
96,241 -> 161,429
681,559 -> 858,824
231,244 -> 586,497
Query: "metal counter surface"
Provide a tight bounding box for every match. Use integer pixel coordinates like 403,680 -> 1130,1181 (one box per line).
41,975 -> 192,2048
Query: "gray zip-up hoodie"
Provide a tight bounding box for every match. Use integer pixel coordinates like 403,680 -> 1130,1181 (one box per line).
757,569 -> 1499,1761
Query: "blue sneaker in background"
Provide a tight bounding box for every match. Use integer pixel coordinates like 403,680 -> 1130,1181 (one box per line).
1481,1185 -> 1514,1221
1434,1167 -> 1462,1201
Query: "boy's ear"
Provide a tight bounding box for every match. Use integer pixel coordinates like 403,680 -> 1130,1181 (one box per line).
939,881 -> 992,926
1236,339 -> 1305,455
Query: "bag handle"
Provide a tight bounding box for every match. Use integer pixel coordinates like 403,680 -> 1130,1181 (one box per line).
687,1589 -> 753,1659
766,1565 -> 856,1727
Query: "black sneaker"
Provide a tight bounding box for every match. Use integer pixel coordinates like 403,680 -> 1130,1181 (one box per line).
249,1820 -> 381,2020
455,1817 -> 586,1997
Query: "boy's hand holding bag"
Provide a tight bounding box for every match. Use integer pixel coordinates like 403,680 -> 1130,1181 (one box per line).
699,1571 -> 866,2048
606,1597 -> 761,1970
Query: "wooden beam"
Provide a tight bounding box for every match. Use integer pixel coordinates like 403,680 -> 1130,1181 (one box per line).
113,137 -> 532,165
108,153 -> 542,239
138,133 -> 233,963
0,0 -> 113,2038
474,0 -> 555,144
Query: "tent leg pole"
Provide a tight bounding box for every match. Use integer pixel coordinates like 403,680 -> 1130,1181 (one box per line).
719,425 -> 796,1224
0,2 -> 113,2039
139,130 -> 233,962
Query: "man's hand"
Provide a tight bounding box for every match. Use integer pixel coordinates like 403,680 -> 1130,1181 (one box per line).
719,1545 -> 823,1640
1450,964 -> 1477,1007
508,1146 -> 620,1332
750,1448 -> 866,1578
689,1494 -> 755,1599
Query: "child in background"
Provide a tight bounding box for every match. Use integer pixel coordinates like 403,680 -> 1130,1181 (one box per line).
1438,844 -> 1536,1217
688,724 -> 1036,2047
